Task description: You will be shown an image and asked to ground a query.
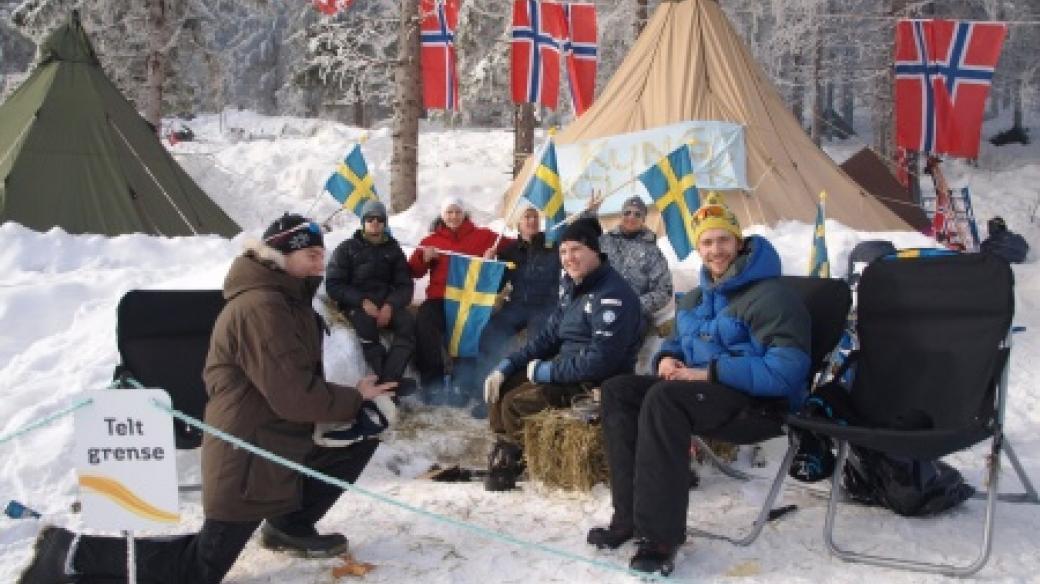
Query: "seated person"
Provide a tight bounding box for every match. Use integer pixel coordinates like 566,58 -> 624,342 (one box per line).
326,200 -> 417,394
471,203 -> 562,418
599,196 -> 673,332
482,217 -> 642,491
980,216 -> 1029,264
408,197 -> 511,405
18,214 -> 396,584
590,194 -> 811,577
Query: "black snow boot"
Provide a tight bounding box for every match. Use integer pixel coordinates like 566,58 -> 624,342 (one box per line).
629,540 -> 678,577
586,524 -> 634,550
17,526 -> 76,584
484,441 -> 524,492
259,522 -> 347,558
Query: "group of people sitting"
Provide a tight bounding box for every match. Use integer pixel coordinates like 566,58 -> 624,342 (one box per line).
18,193 -> 813,582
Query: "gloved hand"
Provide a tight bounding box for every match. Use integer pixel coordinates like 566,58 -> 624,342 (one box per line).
484,370 -> 506,404
526,359 -> 552,384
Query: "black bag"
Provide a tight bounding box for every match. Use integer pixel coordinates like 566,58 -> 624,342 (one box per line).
797,381 -> 975,516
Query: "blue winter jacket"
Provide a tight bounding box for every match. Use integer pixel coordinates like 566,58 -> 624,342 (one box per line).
504,261 -> 643,384
655,235 -> 811,411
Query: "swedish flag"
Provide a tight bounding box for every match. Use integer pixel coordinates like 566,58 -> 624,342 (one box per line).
809,192 -> 830,278
443,255 -> 507,357
521,141 -> 566,244
638,144 -> 700,260
324,145 -> 378,216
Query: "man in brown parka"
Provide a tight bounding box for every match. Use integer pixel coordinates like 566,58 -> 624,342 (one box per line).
17,214 -> 396,584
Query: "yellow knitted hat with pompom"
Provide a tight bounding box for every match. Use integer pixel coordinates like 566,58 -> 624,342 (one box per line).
691,192 -> 742,248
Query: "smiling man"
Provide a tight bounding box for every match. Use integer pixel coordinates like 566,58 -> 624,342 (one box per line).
591,194 -> 811,577
481,217 -> 642,491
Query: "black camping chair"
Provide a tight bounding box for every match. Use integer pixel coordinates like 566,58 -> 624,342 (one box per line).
787,251 -> 1036,576
113,290 -> 225,451
686,275 -> 852,545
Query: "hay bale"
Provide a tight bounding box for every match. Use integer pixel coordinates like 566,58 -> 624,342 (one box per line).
522,409 -> 608,492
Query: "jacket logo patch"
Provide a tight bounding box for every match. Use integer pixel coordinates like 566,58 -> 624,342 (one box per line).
602,310 -> 617,324
601,298 -> 623,306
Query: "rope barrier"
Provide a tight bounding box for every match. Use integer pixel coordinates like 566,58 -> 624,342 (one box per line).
1,393 -> 672,581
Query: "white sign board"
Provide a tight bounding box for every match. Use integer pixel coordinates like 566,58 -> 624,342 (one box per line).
554,121 -> 748,214
74,389 -> 179,531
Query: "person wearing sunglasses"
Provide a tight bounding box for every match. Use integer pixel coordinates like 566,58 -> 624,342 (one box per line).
407,197 -> 513,407
599,196 -> 673,336
326,200 -> 418,396
18,213 -> 398,584
590,194 -> 811,577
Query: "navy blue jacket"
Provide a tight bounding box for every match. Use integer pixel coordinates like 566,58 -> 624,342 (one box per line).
497,232 -> 561,307
655,236 -> 811,411
505,261 -> 642,384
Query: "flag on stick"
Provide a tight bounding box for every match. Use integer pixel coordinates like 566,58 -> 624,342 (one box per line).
324,145 -> 378,217
638,144 -> 700,260
521,140 -> 566,244
809,191 -> 830,278
443,255 -> 507,357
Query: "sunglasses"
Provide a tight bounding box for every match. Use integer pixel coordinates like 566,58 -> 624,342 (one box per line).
693,205 -> 727,222
622,210 -> 645,218
264,220 -> 323,244
363,216 -> 386,224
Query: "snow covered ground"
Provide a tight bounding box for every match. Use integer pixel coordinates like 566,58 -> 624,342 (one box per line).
1,111 -> 1039,583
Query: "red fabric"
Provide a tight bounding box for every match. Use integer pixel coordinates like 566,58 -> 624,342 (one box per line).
420,0 -> 460,111
313,0 -> 353,15
563,3 -> 597,115
894,147 -> 910,188
408,218 -> 513,299
511,0 -> 567,110
895,19 -> 1006,159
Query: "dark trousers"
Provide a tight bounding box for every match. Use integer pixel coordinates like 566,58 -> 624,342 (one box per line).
346,305 -> 416,383
488,372 -> 587,444
70,440 -> 378,584
472,302 -> 553,396
414,298 -> 447,384
600,375 -> 779,546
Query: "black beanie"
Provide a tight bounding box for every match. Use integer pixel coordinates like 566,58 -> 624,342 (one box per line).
263,213 -> 324,254
560,217 -> 604,254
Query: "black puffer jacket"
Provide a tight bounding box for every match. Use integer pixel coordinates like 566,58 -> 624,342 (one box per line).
497,232 -> 561,306
326,231 -> 414,310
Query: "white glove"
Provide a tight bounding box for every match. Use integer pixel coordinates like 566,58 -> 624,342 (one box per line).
484,370 -> 506,404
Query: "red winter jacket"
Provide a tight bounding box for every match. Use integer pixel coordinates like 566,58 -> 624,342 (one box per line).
408,218 -> 512,299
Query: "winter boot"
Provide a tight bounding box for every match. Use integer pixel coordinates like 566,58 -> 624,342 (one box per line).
789,431 -> 836,483
259,522 -> 348,558
484,441 -> 524,492
586,523 -> 634,550
380,345 -> 417,397
17,526 -> 76,584
629,540 -> 679,576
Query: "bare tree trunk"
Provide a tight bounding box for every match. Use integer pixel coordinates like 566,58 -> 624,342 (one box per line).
391,0 -> 421,213
144,0 -> 167,134
840,46 -> 854,129
513,103 -> 535,177
1012,77 -> 1023,130
353,83 -> 366,128
791,54 -> 804,128
873,0 -> 907,161
811,32 -> 823,146
635,0 -> 649,37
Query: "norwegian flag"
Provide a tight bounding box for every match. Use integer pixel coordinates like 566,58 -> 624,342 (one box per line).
421,0 -> 460,111
562,3 -> 597,115
512,0 -> 567,110
313,0 -> 353,16
895,19 -> 1007,159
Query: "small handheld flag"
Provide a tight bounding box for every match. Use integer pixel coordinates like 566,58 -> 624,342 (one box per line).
443,255 -> 507,358
809,191 -> 830,278
638,144 -> 700,260
324,145 -> 378,217
521,140 -> 566,244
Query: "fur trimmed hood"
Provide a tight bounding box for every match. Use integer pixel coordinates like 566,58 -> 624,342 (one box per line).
242,238 -> 287,270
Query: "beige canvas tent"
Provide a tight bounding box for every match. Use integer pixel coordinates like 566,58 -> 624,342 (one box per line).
503,0 -> 910,232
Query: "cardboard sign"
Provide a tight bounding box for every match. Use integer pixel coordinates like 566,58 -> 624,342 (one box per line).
74,389 -> 179,531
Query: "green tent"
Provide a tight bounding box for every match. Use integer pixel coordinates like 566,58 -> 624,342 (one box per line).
0,13 -> 240,237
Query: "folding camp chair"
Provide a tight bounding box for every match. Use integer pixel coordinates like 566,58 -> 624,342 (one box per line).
112,290 -> 224,473
686,275 -> 852,545
787,251 -> 1037,577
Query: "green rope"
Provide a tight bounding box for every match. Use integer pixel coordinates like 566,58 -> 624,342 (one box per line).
0,398 -> 93,446
153,399 -> 674,581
